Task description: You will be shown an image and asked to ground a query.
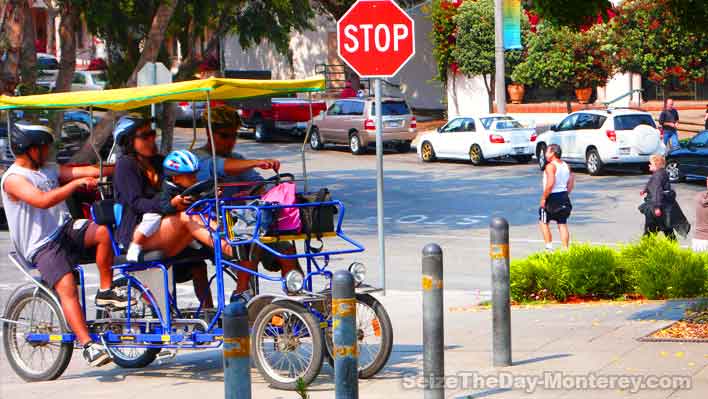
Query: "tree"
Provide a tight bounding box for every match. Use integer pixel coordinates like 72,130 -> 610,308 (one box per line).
523,0 -> 612,28
451,0 -> 528,112
54,0 -> 79,93
511,23 -> 612,110
0,0 -> 39,95
606,0 -> 708,88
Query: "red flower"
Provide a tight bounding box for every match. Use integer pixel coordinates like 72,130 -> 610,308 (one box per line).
649,20 -> 660,30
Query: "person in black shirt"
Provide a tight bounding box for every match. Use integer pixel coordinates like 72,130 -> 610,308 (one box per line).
640,154 -> 675,239
658,98 -> 679,151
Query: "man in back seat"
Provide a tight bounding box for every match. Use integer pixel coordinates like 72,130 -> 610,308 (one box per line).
0,122 -> 131,367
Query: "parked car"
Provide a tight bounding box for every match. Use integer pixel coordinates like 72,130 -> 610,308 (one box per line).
417,115 -> 535,165
667,130 -> 708,182
240,97 -> 327,142
71,70 -> 107,91
535,109 -> 665,175
175,101 -> 207,123
310,97 -> 416,155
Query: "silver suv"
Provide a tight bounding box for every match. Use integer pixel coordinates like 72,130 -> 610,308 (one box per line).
309,97 -> 417,154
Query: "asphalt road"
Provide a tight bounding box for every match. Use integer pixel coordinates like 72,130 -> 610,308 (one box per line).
0,131 -> 704,391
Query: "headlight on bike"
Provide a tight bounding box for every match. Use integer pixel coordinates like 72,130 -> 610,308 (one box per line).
284,270 -> 304,294
348,262 -> 366,286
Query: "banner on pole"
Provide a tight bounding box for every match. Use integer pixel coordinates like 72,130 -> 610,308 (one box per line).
502,0 -> 522,50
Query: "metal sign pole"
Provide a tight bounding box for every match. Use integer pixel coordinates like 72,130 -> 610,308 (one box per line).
301,92 -> 314,193
206,92 -> 221,227
374,78 -> 386,295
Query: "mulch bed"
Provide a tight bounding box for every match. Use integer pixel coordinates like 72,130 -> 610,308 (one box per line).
640,308 -> 708,343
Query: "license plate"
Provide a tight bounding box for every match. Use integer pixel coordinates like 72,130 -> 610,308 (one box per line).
385,120 -> 404,128
514,147 -> 525,154
620,148 -> 630,155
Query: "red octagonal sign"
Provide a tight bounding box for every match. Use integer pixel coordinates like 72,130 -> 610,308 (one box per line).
337,0 -> 415,78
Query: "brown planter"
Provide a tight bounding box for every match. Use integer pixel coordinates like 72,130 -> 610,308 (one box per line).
507,83 -> 525,104
575,87 -> 592,104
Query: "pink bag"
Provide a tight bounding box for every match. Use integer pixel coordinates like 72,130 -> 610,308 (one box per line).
261,182 -> 301,233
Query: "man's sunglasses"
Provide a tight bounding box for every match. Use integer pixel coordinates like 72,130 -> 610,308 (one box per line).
135,130 -> 157,139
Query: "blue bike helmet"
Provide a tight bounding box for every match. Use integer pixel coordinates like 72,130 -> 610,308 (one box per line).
163,150 -> 200,175
113,115 -> 148,148
10,122 -> 54,155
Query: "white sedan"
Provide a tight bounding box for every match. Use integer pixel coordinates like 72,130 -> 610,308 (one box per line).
417,115 -> 537,165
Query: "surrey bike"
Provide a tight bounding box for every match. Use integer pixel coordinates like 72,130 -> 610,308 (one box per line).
0,76 -> 393,389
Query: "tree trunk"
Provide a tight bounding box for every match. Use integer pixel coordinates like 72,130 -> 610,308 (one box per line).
54,1 -> 78,93
159,103 -> 177,154
0,0 -> 23,95
18,0 -> 37,91
483,74 -> 495,114
46,3 -> 58,55
71,0 -> 178,163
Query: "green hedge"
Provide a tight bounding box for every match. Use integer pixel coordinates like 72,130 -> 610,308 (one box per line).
510,235 -> 708,302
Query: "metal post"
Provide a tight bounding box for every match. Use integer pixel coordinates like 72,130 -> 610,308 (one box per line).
332,270 -> 358,399
189,101 -> 197,149
490,217 -> 511,367
374,78 -> 386,295
300,91 -> 313,192
494,0 -> 507,114
422,244 -> 444,399
205,92 -> 221,226
223,302 -> 251,399
151,63 -> 157,130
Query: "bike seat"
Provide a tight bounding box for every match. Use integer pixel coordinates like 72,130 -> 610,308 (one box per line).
114,250 -> 166,265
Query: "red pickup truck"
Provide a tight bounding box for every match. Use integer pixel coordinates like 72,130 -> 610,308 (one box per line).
239,98 -> 327,142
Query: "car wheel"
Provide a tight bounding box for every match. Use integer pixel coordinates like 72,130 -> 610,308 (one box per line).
666,160 -> 684,183
350,133 -> 365,155
254,121 -> 268,142
469,144 -> 485,166
420,141 -> 436,162
537,144 -> 547,170
309,127 -> 323,150
586,149 -> 604,176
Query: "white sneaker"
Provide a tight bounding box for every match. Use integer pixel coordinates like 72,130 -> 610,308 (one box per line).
82,341 -> 112,367
126,243 -> 142,262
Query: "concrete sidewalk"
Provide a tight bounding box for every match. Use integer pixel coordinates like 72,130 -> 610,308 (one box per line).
1,291 -> 705,399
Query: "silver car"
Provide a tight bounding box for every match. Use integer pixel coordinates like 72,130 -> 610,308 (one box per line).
310,97 -> 417,154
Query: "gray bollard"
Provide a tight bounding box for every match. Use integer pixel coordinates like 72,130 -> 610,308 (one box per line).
223,302 -> 251,399
490,217 -> 511,367
422,244 -> 444,399
333,270 -> 358,399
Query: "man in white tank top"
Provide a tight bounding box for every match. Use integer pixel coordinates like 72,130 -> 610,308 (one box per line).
539,144 -> 575,250
0,122 -> 128,367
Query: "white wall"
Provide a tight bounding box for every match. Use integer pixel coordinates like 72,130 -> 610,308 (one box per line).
446,71 -> 492,118
597,72 -> 642,107
223,15 -> 334,79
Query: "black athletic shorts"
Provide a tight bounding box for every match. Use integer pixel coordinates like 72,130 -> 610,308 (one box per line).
539,192 -> 572,225
32,219 -> 91,288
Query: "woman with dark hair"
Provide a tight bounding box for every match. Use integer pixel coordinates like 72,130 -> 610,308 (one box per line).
112,115 -> 214,308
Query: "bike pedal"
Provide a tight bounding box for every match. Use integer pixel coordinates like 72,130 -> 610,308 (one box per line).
155,350 -> 177,364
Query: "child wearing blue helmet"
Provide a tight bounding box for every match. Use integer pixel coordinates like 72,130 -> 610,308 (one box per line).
126,149 -> 200,262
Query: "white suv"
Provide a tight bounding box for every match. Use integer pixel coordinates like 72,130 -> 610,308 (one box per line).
535,109 -> 665,175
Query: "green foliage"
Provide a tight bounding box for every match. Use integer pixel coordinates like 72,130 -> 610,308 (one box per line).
511,236 -> 708,303
452,0 -> 496,80
429,0 -> 459,84
523,0 -> 612,28
605,0 -> 708,85
295,377 -> 309,399
511,23 -> 612,89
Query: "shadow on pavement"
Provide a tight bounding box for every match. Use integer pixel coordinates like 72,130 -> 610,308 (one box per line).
627,299 -> 700,321
512,353 -> 572,366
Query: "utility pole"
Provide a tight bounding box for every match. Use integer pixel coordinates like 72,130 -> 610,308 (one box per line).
494,0 -> 507,114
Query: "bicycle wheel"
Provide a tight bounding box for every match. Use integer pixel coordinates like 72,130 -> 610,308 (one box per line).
324,293 -> 393,379
2,286 -> 74,381
251,301 -> 324,390
96,277 -> 160,368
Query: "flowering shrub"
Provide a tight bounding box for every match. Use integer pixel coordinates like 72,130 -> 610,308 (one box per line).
430,0 -> 461,83
606,0 -> 708,85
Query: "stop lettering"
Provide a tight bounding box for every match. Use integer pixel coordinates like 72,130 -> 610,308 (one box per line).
337,0 -> 415,77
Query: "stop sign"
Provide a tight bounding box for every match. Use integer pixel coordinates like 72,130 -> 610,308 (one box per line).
337,0 -> 415,78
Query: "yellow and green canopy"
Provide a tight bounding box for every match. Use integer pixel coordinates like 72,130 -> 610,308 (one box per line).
0,76 -> 325,111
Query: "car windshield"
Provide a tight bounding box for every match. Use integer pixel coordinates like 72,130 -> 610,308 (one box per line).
371,101 -> 410,116
613,114 -> 656,130
91,72 -> 107,85
38,57 -> 59,70
480,116 -> 522,130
